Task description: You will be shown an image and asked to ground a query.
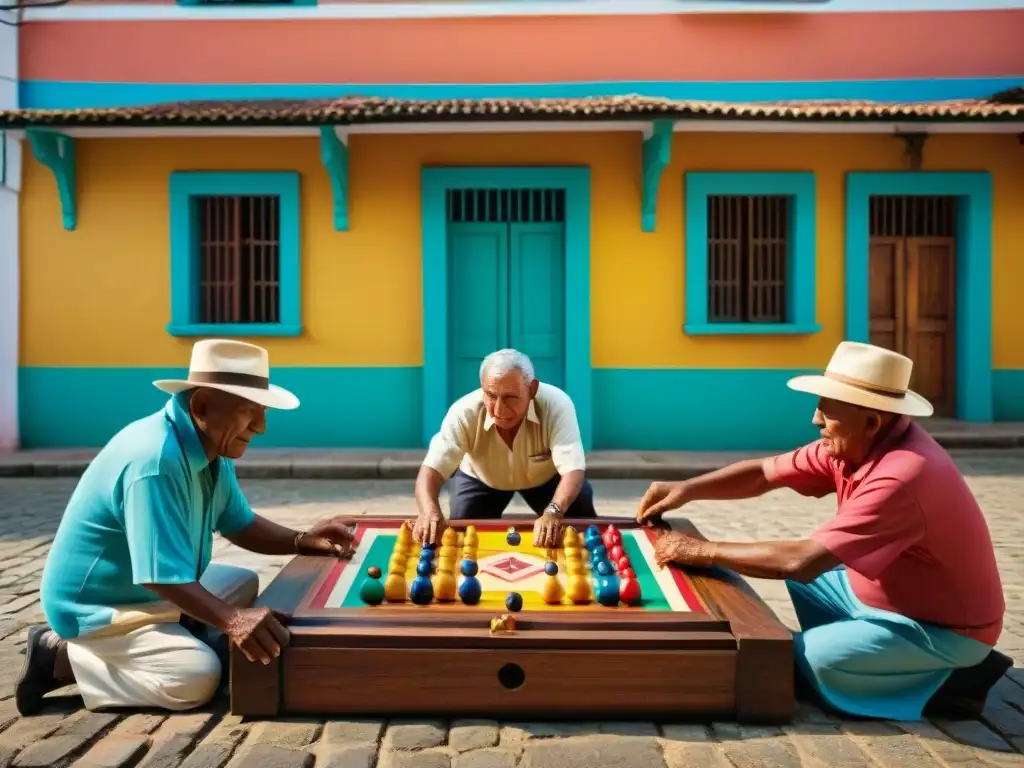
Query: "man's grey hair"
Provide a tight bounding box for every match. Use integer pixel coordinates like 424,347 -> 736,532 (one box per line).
480,349 -> 535,385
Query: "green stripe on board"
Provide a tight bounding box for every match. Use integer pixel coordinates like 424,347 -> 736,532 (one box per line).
620,531 -> 671,611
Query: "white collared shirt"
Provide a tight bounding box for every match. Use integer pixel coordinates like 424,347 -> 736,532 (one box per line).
422,382 -> 587,491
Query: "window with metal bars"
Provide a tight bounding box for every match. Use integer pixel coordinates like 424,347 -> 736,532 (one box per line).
869,196 -> 956,238
706,195 -> 789,324
447,188 -> 566,224
196,195 -> 280,325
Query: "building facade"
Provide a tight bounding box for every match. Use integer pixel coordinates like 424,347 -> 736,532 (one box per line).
1,0 -> 1023,453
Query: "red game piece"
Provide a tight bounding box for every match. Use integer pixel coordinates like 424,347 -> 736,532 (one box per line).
619,577 -> 642,606
621,567 -> 636,579
609,545 -> 624,562
616,556 -> 631,572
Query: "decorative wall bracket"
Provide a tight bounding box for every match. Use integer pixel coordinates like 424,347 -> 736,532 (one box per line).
894,132 -> 928,171
319,126 -> 349,231
26,128 -> 77,231
641,119 -> 673,232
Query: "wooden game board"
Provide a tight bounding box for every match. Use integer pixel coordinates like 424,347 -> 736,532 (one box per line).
230,517 -> 795,723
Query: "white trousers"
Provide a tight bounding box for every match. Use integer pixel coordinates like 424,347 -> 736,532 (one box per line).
66,563 -> 259,712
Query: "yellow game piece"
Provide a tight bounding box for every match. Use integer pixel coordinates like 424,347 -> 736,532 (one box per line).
440,545 -> 457,560
438,555 -> 456,573
441,528 -> 457,546
397,523 -> 412,542
462,546 -> 478,561
566,574 -> 592,604
432,570 -> 457,602
565,547 -> 581,563
541,573 -> 565,605
464,528 -> 479,548
384,573 -> 407,602
567,560 -> 584,576
388,561 -> 405,576
489,614 -> 517,634
562,526 -> 578,547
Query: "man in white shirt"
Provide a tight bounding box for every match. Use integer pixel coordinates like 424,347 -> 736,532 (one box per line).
412,349 -> 595,548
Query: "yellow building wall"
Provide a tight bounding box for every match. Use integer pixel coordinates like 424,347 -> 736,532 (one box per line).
19,131 -> 1024,370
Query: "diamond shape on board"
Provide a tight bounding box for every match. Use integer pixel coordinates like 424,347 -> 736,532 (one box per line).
477,552 -> 546,583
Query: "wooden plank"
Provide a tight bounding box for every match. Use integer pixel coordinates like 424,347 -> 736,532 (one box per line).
906,236 -> 957,417
868,237 -> 904,353
281,647 -> 737,718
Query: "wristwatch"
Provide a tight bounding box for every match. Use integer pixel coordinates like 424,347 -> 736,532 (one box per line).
543,502 -> 563,518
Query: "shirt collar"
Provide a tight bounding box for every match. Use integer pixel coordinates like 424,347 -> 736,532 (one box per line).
848,415 -> 913,481
164,393 -> 213,478
483,398 -> 541,431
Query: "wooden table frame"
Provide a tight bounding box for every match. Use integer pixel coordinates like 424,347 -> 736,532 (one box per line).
230,517 -> 795,723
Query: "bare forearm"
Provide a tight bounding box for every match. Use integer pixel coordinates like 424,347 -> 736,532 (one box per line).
415,466 -> 446,516
224,516 -> 300,555
144,582 -> 236,630
551,470 -> 584,512
682,459 -> 776,502
706,539 -> 840,582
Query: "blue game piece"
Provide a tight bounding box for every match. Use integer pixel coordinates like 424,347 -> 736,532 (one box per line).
419,547 -> 434,560
410,575 -> 434,605
506,530 -> 522,547
359,578 -> 385,605
590,546 -> 607,564
544,561 -> 558,576
595,577 -> 620,606
586,525 -> 600,538
596,560 -> 613,576
459,576 -> 482,605
460,559 -> 479,577
505,592 -> 524,612
422,542 -> 436,551
416,560 -> 433,577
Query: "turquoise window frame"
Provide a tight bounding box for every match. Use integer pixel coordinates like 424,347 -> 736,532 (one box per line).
168,171 -> 302,338
845,172 -> 993,422
421,167 -> 593,450
683,171 -> 820,336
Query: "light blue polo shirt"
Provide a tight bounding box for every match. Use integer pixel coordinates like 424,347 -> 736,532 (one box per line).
39,392 -> 256,640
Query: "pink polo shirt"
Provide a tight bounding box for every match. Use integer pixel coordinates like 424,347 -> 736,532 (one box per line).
769,417 -> 1004,646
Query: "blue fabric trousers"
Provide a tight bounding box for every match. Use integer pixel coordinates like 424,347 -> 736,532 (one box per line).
789,567 -> 991,721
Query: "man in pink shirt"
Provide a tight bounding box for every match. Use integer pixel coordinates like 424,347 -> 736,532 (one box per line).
636,341 -> 1008,721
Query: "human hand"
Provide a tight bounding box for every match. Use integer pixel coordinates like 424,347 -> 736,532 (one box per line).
412,508 -> 446,546
652,530 -> 717,569
222,606 -> 290,665
636,482 -> 688,526
296,516 -> 356,557
532,511 -> 562,549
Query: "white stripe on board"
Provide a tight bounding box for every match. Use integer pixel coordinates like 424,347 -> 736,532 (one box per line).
627,529 -> 691,612
325,528 -> 380,607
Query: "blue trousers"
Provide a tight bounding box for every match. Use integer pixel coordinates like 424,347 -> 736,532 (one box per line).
789,568 -> 991,721
448,469 -> 596,520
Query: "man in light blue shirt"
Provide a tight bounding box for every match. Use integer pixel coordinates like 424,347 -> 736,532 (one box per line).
17,340 -> 354,715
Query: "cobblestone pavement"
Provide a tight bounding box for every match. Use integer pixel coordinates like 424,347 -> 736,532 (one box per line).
1,451 -> 1024,766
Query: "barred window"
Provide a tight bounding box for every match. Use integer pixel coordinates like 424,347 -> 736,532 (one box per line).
196,195 -> 280,325
706,195 -> 789,324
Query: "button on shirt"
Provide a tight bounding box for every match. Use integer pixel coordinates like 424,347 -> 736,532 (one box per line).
423,383 -> 586,491
767,417 -> 1004,646
39,393 -> 256,640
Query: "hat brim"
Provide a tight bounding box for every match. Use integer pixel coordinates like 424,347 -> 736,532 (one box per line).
152,380 -> 300,410
786,374 -> 934,417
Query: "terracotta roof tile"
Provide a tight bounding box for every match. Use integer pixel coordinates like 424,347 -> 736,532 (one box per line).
1,94 -> 1022,128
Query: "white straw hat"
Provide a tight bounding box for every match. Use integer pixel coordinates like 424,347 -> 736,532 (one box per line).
153,339 -> 299,410
786,341 -> 933,417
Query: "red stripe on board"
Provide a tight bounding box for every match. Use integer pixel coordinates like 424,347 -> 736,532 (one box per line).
308,523 -> 371,609
643,528 -> 706,613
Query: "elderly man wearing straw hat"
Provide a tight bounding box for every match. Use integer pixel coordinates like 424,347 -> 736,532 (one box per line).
16,340 -> 355,716
636,341 -> 1009,721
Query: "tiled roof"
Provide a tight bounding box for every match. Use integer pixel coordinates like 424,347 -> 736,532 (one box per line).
1,94 -> 1023,128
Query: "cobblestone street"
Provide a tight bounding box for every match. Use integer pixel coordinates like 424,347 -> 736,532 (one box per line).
1,451 -> 1023,766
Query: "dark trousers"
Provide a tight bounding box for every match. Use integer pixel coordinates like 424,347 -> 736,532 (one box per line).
449,469 -> 597,520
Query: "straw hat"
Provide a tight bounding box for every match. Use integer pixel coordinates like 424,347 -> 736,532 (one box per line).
786,341 -> 933,417
153,339 -> 299,410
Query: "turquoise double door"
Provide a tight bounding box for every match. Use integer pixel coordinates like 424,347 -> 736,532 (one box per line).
448,220 -> 566,400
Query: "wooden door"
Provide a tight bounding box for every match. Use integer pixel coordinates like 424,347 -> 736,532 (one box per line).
868,236 -> 956,416
449,223 -> 508,400
509,222 -> 566,389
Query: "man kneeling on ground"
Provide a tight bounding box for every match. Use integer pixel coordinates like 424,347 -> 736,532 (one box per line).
16,340 -> 354,715
636,341 -> 1009,721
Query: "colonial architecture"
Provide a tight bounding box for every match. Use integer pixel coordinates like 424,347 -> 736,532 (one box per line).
1,0 -> 1022,452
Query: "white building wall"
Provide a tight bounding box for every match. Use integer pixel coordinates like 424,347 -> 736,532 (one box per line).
0,12 -> 20,452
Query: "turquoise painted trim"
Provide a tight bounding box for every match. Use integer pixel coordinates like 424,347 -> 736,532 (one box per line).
168,170 -> 302,337
25,128 -> 76,231
421,166 -> 593,449
684,171 -> 819,335
318,126 -> 349,231
845,172 -> 993,422
993,370 -> 1024,422
18,77 -> 1023,110
178,0 -> 316,5
18,366 -> 423,448
594,367 -> 821,451
641,119 -> 672,233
